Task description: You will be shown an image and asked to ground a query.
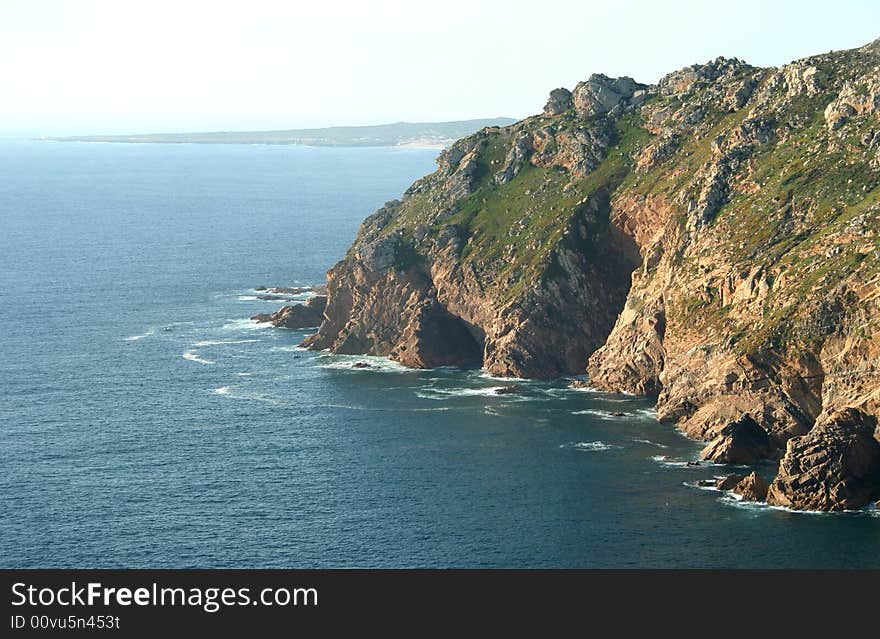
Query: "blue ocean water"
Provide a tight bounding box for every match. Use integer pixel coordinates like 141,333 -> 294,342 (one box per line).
1,140 -> 878,568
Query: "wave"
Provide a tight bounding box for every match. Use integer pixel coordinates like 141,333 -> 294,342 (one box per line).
650,455 -> 728,469
567,384 -> 605,394
718,494 -> 877,517
212,385 -> 282,405
683,480 -> 722,492
237,294 -> 313,302
183,351 -> 215,365
124,329 -> 155,342
477,371 -> 528,382
651,455 -> 696,468
309,403 -> 452,413
415,386 -> 512,400
193,339 -> 259,346
316,354 -> 411,373
271,345 -> 309,352
630,437 -> 668,448
571,409 -> 625,420
220,318 -> 271,332
560,441 -> 617,452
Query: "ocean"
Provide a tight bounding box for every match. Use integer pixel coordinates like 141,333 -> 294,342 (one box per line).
1,140 -> 878,568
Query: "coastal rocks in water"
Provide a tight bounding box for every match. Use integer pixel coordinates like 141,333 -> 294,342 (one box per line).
734,472 -> 770,501
303,39 -> 880,510
700,414 -> 776,464
494,384 -> 523,395
251,296 -> 327,329
264,286 -> 314,295
715,471 -> 769,500
716,473 -> 746,490
351,361 -> 372,369
732,472 -> 770,501
766,409 -> 880,511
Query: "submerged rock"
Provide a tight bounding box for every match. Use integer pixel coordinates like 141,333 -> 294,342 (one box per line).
494,384 -> 523,395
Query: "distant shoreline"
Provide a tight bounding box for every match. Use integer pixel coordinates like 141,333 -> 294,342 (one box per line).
44,118 -> 516,149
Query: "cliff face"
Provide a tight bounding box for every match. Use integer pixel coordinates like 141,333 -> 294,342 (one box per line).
301,39 -> 880,511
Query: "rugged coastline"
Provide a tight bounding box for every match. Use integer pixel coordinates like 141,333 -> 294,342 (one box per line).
267,40 -> 880,512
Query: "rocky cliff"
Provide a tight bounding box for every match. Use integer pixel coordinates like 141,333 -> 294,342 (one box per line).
298,39 -> 880,511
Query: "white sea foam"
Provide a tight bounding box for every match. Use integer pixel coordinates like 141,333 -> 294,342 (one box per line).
683,480 -> 722,492
560,441 -> 617,452
415,386 -> 511,400
271,345 -> 309,352
571,409 -> 626,420
194,339 -> 259,346
631,437 -> 668,448
316,354 -> 411,373
650,455 -> 724,469
124,329 -> 155,342
477,371 -> 527,382
719,494 -> 871,517
212,385 -> 282,405
183,351 -> 215,365
310,403 -> 452,413
567,384 -> 605,394
221,318 -> 271,332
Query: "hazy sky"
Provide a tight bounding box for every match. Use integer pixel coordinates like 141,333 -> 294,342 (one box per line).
3,0 -> 879,136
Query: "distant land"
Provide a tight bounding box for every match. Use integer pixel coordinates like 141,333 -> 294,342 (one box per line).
46,118 -> 518,148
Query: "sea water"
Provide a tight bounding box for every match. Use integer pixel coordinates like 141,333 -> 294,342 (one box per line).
1,140 -> 878,568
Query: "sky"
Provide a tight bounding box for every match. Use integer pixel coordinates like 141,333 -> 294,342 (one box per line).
2,0 -> 879,136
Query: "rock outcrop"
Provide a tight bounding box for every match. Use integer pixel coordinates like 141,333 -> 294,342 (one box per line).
277,39 -> 880,511
700,414 -> 776,464
733,472 -> 770,501
252,296 -> 327,329
766,409 -> 880,511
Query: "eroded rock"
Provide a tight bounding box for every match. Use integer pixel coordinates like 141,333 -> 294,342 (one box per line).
700,414 -> 776,464
732,472 -> 769,501
766,409 -> 880,511
251,296 -> 327,329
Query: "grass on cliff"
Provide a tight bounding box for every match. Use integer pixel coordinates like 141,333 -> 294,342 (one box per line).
436,112 -> 652,304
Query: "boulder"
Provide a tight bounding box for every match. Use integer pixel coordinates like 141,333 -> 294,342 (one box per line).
571,74 -> 644,117
766,409 -> 880,511
700,414 -> 776,464
732,472 -> 769,501
543,88 -> 573,116
716,474 -> 746,490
